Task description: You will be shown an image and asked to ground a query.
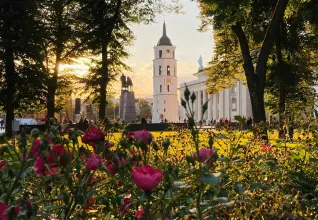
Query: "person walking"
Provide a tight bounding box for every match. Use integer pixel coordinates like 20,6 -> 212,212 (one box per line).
0,119 -> 4,130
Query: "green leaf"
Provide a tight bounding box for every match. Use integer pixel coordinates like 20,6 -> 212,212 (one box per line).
234,184 -> 244,194
213,197 -> 229,203
309,158 -> 318,163
249,182 -> 265,190
215,135 -> 229,139
233,158 -> 245,162
200,173 -> 222,186
218,157 -> 229,162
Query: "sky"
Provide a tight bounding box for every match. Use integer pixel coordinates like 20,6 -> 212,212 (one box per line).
123,0 -> 214,98
62,0 -> 214,99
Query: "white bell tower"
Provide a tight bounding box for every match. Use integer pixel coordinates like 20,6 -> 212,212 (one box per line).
152,22 -> 178,123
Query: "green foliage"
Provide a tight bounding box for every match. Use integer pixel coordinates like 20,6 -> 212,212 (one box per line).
137,99 -> 152,119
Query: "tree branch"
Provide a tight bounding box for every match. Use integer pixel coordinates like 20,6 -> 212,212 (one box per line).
256,0 -> 290,88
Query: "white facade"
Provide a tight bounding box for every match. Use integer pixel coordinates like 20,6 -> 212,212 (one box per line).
152,23 -> 179,123
179,70 -> 252,122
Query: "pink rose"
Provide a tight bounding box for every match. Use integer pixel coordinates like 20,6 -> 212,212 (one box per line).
261,144 -> 272,152
0,160 -> 7,171
134,130 -> 153,145
82,126 -> 105,144
14,205 -> 21,215
105,162 -> 117,175
86,155 -> 102,171
132,165 -> 163,192
120,197 -> 132,214
135,207 -> 145,219
0,202 -> 8,220
48,145 -> 72,167
193,148 -> 215,164
34,157 -> 45,175
51,145 -> 65,157
31,139 -> 41,156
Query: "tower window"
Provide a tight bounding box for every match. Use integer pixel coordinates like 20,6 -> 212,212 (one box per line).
159,50 -> 162,58
164,109 -> 166,112
167,85 -> 170,92
173,51 -> 175,58
167,65 -> 170,76
160,85 -> 162,93
164,100 -> 166,104
174,66 -> 175,76
159,66 -> 162,75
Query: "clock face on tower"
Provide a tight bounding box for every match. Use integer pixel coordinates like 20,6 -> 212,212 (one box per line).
166,49 -> 170,53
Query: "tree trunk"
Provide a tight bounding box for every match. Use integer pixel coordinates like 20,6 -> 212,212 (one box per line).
46,1 -> 63,118
99,42 -> 108,121
4,43 -> 15,135
275,28 -> 286,133
232,0 -> 289,123
47,81 -> 57,118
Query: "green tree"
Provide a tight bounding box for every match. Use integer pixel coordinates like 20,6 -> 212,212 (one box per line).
78,0 -> 166,121
38,0 -> 85,118
137,99 -> 152,119
0,0 -> 46,133
200,0 -> 290,123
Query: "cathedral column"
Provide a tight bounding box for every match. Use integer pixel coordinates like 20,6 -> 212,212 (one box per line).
197,90 -> 202,121
213,94 -> 217,120
208,93 -> 212,121
203,90 -> 207,120
193,91 -> 198,121
219,91 -> 224,119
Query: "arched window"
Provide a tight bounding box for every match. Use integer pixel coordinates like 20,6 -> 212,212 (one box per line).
160,85 -> 162,93
159,66 -> 162,75
167,85 -> 170,92
159,50 -> 162,58
167,65 -> 170,76
164,109 -> 166,112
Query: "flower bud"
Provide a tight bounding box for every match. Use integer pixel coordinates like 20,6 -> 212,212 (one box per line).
184,85 -> 191,101
162,139 -> 170,152
190,92 -> 196,104
181,99 -> 187,108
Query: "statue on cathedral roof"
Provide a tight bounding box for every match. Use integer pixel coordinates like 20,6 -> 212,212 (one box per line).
198,55 -> 203,72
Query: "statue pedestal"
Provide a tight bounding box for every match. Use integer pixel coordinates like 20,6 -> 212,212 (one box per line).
119,90 -> 136,123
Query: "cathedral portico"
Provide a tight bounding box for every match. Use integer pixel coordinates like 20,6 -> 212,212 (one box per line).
179,58 -> 252,123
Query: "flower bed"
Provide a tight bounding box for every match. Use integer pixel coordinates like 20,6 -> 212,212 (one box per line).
0,115 -> 317,219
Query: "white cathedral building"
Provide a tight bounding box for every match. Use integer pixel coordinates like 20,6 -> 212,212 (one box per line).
152,22 -> 252,123
179,63 -> 253,122
152,22 -> 179,123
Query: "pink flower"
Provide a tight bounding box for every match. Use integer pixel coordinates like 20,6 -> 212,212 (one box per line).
261,144 -> 272,152
48,146 -> 72,167
14,205 -> 21,215
51,145 -> 65,157
26,199 -> 32,211
135,207 -> 145,219
0,202 -> 8,220
132,165 -> 163,192
45,168 -> 58,176
85,196 -> 95,210
126,132 -> 135,141
120,198 -> 132,214
82,126 -> 105,144
105,162 -> 117,175
34,157 -> 45,175
85,155 -> 102,171
134,130 -> 153,145
115,154 -> 127,167
31,139 -> 41,156
0,160 -> 7,171
106,141 -> 114,148
193,148 -> 215,164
